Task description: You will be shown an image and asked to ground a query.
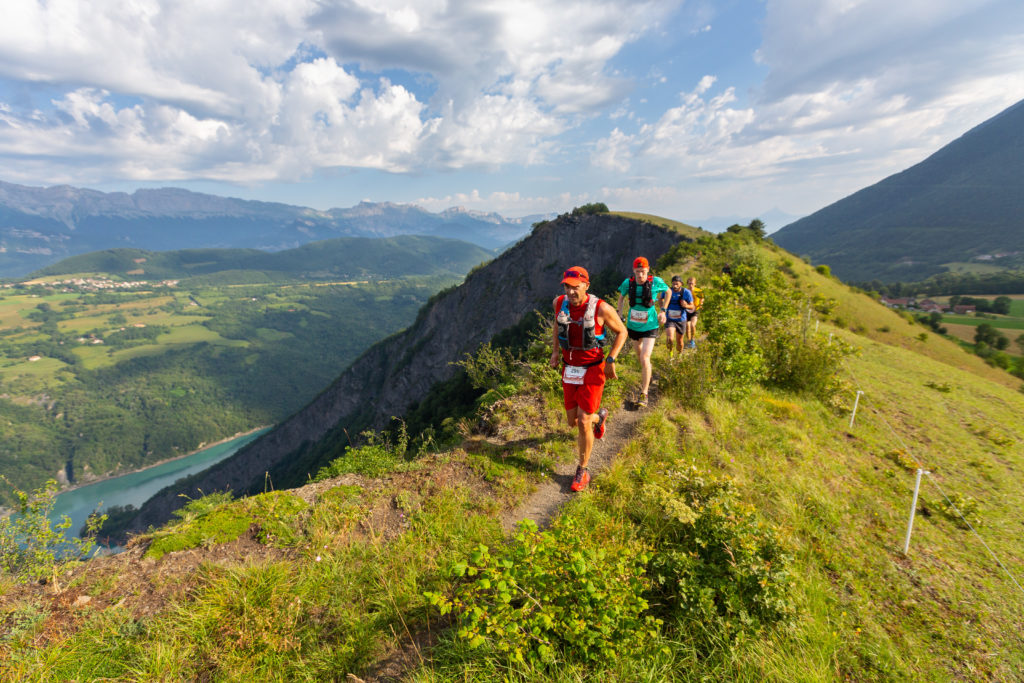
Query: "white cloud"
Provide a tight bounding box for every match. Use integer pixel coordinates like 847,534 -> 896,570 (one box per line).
587,0 -> 1024,216
591,128 -> 635,172
0,0 -> 681,186
413,187 -> 594,215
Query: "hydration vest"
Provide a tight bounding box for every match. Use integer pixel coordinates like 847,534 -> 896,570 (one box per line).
556,295 -> 606,351
628,277 -> 653,308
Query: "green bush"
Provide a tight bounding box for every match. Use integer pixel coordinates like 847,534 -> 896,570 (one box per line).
762,319 -> 852,404
570,202 -> 610,216
314,423 -> 409,480
0,478 -> 104,582
659,346 -> 717,411
247,491 -> 309,547
700,277 -> 767,399
426,517 -> 659,668
634,466 -> 795,646
457,343 -> 519,393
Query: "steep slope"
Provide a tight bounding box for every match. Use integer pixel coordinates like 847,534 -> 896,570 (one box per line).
773,98 -> 1024,281
0,182 -> 531,277
120,212 -> 689,535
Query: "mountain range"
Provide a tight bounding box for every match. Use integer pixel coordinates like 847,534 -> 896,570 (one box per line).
0,181 -> 539,277
773,97 -> 1024,282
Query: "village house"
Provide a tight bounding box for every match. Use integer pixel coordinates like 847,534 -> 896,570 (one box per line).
880,296 -> 916,309
953,304 -> 977,315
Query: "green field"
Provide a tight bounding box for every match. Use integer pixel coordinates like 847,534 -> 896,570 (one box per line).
941,314 -> 1024,330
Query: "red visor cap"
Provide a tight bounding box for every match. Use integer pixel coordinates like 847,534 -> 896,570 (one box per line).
561,266 -> 590,287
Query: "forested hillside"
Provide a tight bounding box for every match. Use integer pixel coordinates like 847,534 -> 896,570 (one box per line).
30,235 -> 494,281
4,219 -> 1022,681
0,236 -> 490,503
773,97 -> 1024,282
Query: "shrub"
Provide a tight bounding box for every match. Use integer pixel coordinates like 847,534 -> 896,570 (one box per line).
659,345 -> 717,410
247,491 -> 310,547
314,423 -> 409,480
634,466 -> 795,646
426,517 -> 659,668
815,264 -> 831,277
700,277 -> 767,399
570,202 -> 610,216
457,342 -> 519,393
0,478 -> 105,582
761,318 -> 852,404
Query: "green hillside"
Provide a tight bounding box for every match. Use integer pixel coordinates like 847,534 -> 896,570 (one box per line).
0,269 -> 468,503
773,98 -> 1024,282
3,225 -> 1023,681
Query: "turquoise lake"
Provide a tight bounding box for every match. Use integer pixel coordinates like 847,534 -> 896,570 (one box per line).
50,429 -> 269,543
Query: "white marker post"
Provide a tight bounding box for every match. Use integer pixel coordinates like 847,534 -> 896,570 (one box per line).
848,390 -> 864,429
903,469 -> 929,554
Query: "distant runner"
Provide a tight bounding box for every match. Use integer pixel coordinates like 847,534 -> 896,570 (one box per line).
685,276 -> 703,349
663,275 -> 694,360
617,257 -> 669,407
550,266 -> 627,492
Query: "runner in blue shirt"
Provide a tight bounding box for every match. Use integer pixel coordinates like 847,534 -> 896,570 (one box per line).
663,275 -> 694,360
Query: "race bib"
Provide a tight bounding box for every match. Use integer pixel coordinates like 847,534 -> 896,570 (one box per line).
563,365 -> 586,385
667,309 -> 682,319
629,309 -> 649,323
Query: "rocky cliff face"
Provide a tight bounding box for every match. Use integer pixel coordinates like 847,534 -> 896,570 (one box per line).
121,213 -> 685,536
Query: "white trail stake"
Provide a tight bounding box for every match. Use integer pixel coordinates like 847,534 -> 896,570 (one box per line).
903,468 -> 929,554
848,390 -> 864,429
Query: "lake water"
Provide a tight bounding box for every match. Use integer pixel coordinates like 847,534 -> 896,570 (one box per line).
51,428 -> 269,543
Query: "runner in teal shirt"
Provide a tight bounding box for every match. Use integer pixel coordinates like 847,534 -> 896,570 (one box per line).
616,256 -> 669,407
618,273 -> 669,332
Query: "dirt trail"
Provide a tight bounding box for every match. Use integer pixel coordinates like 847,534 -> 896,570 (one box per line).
500,393 -> 646,532
364,390 -> 651,683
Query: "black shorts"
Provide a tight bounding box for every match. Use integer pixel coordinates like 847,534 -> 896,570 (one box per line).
665,320 -> 686,334
627,327 -> 658,340
688,310 -> 699,320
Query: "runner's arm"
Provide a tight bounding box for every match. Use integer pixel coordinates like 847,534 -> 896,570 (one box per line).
550,299 -> 561,368
682,289 -> 695,312
599,301 -> 627,361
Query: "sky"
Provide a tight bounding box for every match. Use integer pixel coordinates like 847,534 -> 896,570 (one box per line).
1,0 -> 1023,230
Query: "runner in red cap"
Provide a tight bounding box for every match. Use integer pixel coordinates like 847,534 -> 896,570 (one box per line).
550,265 -> 627,492
617,256 -> 668,406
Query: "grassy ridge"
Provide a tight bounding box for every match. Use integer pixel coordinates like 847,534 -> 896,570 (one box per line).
2,229 -> 1023,680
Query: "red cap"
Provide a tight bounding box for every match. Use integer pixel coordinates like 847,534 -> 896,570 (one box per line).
561,266 -> 589,286
633,256 -> 649,269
